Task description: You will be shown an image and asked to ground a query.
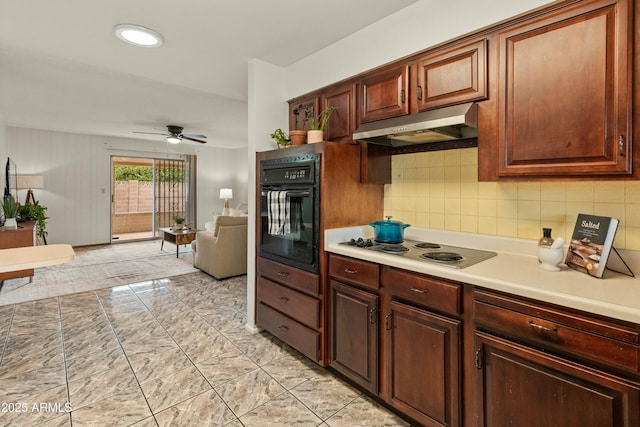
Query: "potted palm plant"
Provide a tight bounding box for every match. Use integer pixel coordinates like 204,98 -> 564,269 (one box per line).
307,106 -> 336,143
2,195 -> 19,229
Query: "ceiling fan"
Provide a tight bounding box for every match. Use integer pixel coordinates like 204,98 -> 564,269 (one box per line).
133,125 -> 207,144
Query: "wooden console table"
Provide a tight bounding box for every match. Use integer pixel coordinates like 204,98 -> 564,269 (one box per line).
0,220 -> 36,281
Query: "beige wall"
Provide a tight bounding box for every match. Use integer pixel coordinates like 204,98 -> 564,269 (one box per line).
384,148 -> 640,250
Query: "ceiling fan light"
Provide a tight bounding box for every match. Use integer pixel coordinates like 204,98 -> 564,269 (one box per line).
166,136 -> 181,144
114,24 -> 164,48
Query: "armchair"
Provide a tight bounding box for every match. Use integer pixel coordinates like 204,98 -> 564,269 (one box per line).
191,216 -> 248,279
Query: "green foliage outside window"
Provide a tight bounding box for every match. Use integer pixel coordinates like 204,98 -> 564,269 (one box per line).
114,165 -> 184,183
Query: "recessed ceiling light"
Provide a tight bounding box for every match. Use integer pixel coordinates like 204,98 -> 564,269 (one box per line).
166,136 -> 181,144
114,24 -> 164,48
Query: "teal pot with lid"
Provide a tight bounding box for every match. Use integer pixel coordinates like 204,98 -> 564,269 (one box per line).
369,216 -> 410,243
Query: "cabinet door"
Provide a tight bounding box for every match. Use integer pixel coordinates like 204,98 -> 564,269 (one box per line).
384,300 -> 461,427
496,0 -> 632,176
359,64 -> 409,123
289,95 -> 320,132
474,331 -> 640,427
329,280 -> 378,393
414,38 -> 487,112
324,83 -> 357,144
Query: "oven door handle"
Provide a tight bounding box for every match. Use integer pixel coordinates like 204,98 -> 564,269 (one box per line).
261,191 -> 310,197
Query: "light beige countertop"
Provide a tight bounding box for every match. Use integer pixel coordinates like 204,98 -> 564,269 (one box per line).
0,244 -> 75,273
325,226 -> 640,324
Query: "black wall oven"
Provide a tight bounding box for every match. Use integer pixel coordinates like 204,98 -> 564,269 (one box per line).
259,154 -> 320,274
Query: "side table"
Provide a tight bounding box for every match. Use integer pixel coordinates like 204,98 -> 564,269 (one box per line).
158,227 -> 201,258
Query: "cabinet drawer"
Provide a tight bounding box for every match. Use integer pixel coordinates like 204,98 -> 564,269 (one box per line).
258,277 -> 320,329
474,290 -> 640,375
381,266 -> 461,316
257,303 -> 320,362
329,255 -> 379,291
258,257 -> 320,296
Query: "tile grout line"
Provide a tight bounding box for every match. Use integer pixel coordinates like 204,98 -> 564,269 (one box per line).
57,296 -> 74,426
92,285 -> 159,426
128,282 -> 244,423
0,304 -> 16,367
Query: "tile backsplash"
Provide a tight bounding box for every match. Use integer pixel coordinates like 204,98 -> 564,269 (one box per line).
384,148 -> 640,250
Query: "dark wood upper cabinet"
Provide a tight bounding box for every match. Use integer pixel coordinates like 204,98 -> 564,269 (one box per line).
288,95 -> 320,132
359,64 -> 410,123
413,38 -> 488,112
324,83 -> 357,144
494,0 -> 632,177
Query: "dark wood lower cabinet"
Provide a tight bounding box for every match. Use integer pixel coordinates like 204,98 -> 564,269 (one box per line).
385,300 -> 461,427
475,331 -> 640,427
329,280 -> 379,393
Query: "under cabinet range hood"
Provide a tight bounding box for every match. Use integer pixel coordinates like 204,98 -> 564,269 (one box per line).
353,102 -> 478,147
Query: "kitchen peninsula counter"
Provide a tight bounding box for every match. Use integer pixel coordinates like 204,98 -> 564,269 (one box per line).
325,226 -> 640,324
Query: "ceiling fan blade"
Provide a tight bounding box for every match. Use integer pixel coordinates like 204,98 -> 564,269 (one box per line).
133,131 -> 169,136
182,133 -> 207,139
181,136 -> 207,144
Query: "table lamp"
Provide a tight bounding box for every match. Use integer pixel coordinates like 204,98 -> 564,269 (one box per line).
16,175 -> 45,204
220,188 -> 233,215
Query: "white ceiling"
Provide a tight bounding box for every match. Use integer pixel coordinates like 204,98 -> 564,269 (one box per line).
0,0 -> 418,149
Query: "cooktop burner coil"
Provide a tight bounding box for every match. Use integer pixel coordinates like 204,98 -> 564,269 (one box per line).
380,244 -> 409,253
420,252 -> 464,262
413,242 -> 441,249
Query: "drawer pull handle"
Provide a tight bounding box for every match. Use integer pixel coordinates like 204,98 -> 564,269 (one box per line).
410,286 -> 427,294
277,271 -> 289,277
369,308 -> 377,324
278,325 -> 289,333
344,268 -> 358,274
529,321 -> 558,334
278,297 -> 289,303
385,314 -> 392,331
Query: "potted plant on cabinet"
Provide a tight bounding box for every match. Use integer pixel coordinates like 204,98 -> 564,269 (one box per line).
289,130 -> 306,145
307,106 -> 336,143
270,128 -> 291,149
1,195 -> 19,230
18,201 -> 48,243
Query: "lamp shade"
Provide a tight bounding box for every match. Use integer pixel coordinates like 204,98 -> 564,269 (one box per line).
219,188 -> 233,199
16,175 -> 44,190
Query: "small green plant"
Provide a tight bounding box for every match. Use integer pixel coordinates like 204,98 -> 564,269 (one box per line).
1,195 -> 19,218
174,215 -> 185,225
308,106 -> 336,131
18,201 -> 48,239
270,128 -> 290,146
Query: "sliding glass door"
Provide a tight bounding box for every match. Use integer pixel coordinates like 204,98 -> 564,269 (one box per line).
111,156 -> 193,241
